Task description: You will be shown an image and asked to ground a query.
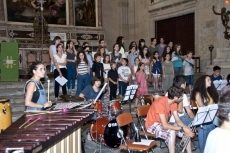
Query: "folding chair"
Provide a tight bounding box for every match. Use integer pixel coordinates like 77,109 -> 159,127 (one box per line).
116,112 -> 157,153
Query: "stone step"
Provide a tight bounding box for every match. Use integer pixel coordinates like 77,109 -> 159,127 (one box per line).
0,80 -> 54,89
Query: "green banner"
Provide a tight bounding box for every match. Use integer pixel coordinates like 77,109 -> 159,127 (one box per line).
0,42 -> 19,81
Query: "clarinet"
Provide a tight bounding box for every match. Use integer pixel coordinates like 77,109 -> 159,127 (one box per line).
175,52 -> 194,68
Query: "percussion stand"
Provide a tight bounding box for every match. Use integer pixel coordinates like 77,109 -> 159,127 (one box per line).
122,85 -> 138,113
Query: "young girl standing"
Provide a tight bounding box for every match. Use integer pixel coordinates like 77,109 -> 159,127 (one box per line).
66,40 -> 77,93
162,53 -> 174,92
151,51 -> 162,92
110,43 -> 122,70
75,51 -> 90,96
103,54 -> 111,97
139,46 -> 151,82
135,62 -> 148,107
131,57 -> 139,85
127,45 -> 138,67
97,46 -> 106,63
118,58 -> 131,97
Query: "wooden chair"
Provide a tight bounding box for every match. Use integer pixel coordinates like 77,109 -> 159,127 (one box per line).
116,112 -> 157,153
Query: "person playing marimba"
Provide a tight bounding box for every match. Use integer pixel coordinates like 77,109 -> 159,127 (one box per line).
24,61 -> 52,111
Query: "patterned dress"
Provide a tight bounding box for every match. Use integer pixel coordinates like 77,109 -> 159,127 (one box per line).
136,71 -> 148,95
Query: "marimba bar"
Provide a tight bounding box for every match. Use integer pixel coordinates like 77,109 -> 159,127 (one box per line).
0,109 -> 94,153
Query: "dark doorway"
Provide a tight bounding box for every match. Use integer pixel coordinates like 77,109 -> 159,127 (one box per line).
155,13 -> 195,55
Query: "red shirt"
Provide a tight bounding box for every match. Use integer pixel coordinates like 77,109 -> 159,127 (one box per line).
145,96 -> 178,129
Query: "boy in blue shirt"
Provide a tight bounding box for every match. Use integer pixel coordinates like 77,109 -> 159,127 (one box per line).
210,65 -> 222,81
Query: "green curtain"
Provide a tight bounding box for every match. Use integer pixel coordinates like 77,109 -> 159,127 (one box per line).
0,42 -> 18,81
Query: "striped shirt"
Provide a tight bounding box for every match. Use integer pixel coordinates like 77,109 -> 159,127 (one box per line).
77,61 -> 88,75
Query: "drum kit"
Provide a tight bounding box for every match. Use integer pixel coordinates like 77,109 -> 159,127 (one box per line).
89,99 -> 128,149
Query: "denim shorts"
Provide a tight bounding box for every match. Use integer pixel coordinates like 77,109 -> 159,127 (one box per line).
186,75 -> 194,85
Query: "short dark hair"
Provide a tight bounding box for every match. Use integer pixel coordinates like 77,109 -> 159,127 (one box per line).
94,53 -> 101,60
110,61 -> 116,67
122,58 -> 128,66
151,38 -> 156,42
218,91 -> 230,122
186,50 -> 193,55
29,61 -> 43,76
213,65 -> 221,71
99,39 -> 104,44
82,42 -> 89,47
91,75 -> 102,86
173,75 -> 186,88
168,86 -> 184,99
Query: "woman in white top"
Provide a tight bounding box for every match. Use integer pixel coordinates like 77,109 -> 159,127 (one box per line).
116,36 -> 126,58
49,36 -> 61,72
53,43 -> 67,100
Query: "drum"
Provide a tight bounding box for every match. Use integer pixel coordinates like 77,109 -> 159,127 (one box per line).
0,99 -> 12,131
110,100 -> 122,114
94,101 -> 103,112
90,117 -> 128,148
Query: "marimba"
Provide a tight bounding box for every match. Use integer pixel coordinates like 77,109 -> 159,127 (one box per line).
0,109 -> 94,153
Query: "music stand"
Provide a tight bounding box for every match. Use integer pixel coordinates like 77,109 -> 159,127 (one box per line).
191,104 -> 218,127
213,80 -> 227,91
122,85 -> 138,112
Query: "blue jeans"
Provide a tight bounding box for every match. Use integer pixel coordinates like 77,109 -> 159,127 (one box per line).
198,123 -> 215,153
180,116 -> 193,126
118,81 -> 129,96
174,67 -> 182,76
75,73 -> 90,96
67,64 -> 76,90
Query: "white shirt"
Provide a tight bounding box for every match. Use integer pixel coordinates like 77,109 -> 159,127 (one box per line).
103,63 -> 111,78
53,54 -> 67,69
119,46 -> 126,58
51,45 -> 56,64
118,66 -> 131,81
165,93 -> 190,122
204,127 -> 230,153
183,58 -> 194,75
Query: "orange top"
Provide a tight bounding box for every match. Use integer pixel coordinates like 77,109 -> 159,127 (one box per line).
145,96 -> 178,129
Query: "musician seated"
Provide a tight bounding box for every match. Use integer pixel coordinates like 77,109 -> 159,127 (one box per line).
190,75 -> 219,153
24,61 -> 52,111
210,65 -> 222,82
167,75 -> 194,126
79,75 -> 104,101
204,91 -> 230,153
221,73 -> 230,95
146,86 -> 194,153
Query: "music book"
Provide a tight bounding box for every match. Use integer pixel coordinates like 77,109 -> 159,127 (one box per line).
123,85 -> 138,101
55,76 -> 68,86
133,139 -> 154,146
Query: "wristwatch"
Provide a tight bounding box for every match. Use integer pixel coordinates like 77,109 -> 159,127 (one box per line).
180,126 -> 184,133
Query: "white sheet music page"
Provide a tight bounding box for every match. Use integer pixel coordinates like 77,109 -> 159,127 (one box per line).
192,104 -> 218,126
55,76 -> 68,86
213,80 -> 227,90
133,139 -> 154,146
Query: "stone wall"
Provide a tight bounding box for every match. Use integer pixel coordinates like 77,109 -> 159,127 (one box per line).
101,0 -> 230,73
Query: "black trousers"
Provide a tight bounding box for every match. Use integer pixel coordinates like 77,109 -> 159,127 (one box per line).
54,68 -> 67,98
109,83 -> 117,101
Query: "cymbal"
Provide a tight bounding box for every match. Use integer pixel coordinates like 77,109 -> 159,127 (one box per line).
59,95 -> 84,102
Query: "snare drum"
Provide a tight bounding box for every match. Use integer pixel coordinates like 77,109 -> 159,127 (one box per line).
0,99 -> 12,131
110,100 -> 121,114
90,117 -> 128,148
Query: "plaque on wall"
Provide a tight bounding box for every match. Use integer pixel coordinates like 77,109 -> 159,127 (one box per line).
75,0 -> 96,27
6,0 -> 67,25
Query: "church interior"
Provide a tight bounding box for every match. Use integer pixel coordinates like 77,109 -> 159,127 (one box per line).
0,0 -> 230,153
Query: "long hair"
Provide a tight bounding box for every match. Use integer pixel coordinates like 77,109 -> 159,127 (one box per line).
227,74 -> 230,85
129,41 -> 137,50
136,62 -> 144,73
66,40 -> 74,50
128,45 -> 136,54
53,36 -> 61,45
153,51 -> 160,61
174,44 -> 182,55
97,46 -> 106,58
116,36 -> 124,49
161,46 -> 171,60
112,43 -> 120,55
76,51 -> 88,67
191,75 -> 219,105
139,46 -> 150,59
138,39 -> 145,51
103,54 -> 110,63
56,43 -> 63,53
29,61 -> 43,76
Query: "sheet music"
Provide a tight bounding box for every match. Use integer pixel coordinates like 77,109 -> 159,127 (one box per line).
55,76 -> 68,86
132,139 -> 154,146
123,85 -> 138,101
54,102 -> 83,110
192,104 -> 218,126
213,80 -> 227,90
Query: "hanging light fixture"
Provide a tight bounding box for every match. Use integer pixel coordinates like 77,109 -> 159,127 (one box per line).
226,0 -> 230,5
